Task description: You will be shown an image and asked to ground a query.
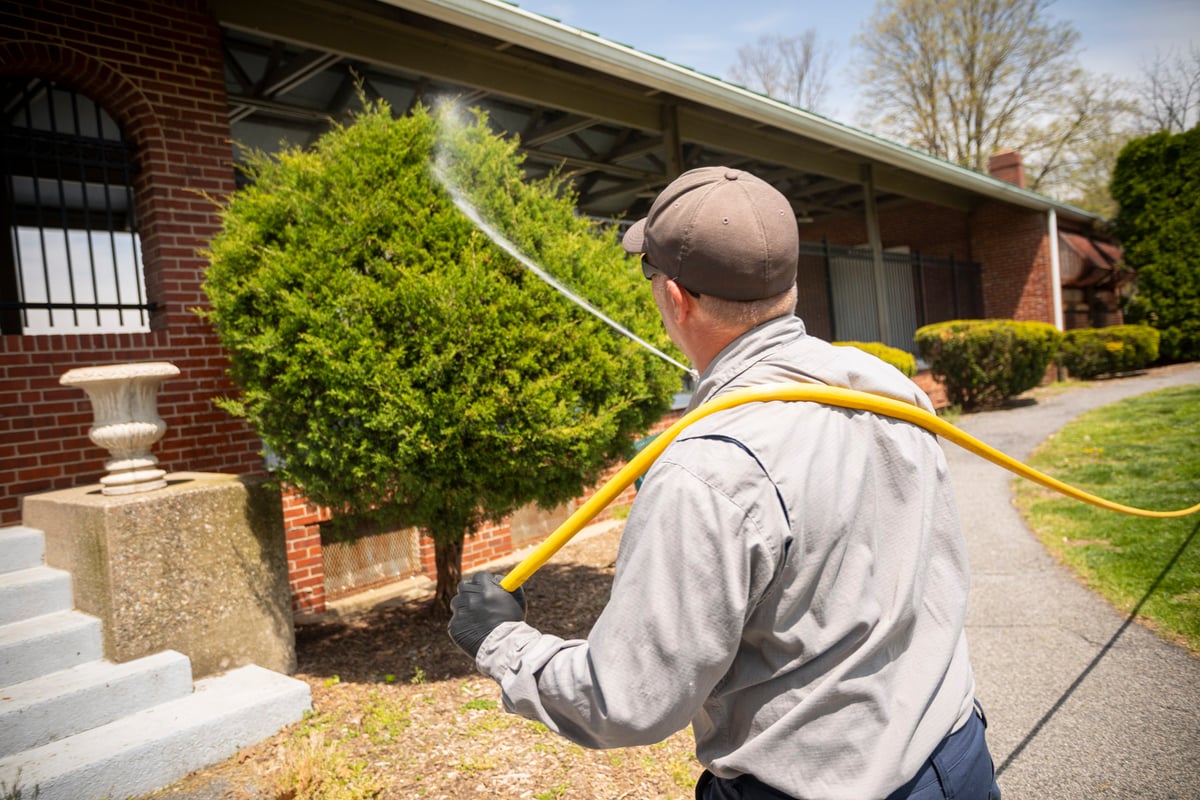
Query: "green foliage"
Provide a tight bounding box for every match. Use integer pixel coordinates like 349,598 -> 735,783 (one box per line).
1111,126 -> 1200,362
832,340 -> 917,377
914,319 -> 1063,410
1058,325 -> 1160,379
202,101 -> 677,565
1015,385 -> 1200,654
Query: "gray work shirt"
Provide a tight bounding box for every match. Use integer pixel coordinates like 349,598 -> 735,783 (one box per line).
477,314 -> 976,799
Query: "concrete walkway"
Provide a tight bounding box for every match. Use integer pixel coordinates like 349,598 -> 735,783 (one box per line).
947,363 -> 1200,799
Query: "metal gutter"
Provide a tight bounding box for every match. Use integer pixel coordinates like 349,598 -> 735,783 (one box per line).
384,0 -> 1100,224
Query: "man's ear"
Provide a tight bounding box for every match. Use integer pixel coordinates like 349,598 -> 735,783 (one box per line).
664,279 -> 694,324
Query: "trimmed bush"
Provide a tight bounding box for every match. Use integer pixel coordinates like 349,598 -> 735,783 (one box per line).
202,101 -> 678,611
1058,325 -> 1160,379
833,341 -> 917,377
914,319 -> 1063,410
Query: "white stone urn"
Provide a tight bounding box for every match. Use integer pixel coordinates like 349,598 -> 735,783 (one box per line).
60,362 -> 181,495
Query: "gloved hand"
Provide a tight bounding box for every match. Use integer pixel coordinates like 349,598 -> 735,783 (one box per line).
447,572 -> 527,659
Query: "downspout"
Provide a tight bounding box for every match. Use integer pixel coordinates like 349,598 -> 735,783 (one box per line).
1047,209 -> 1064,331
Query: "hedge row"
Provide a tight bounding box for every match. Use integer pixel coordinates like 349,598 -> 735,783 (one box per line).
913,320 -> 1160,410
1058,325 -> 1160,380
832,341 -> 918,377
914,320 -> 1061,410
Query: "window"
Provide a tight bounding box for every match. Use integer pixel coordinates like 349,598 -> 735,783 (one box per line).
1,77 -> 152,335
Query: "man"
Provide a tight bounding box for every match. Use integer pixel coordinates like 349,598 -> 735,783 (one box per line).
448,167 -> 1000,800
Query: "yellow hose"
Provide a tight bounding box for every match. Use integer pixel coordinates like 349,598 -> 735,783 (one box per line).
500,383 -> 1200,592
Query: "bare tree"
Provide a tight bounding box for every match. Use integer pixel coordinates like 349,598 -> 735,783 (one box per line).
729,31 -> 833,113
855,0 -> 1081,173
1020,73 -> 1137,216
1138,44 -> 1200,133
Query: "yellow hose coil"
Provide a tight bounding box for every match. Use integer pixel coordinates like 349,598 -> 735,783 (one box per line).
500,383 -> 1200,592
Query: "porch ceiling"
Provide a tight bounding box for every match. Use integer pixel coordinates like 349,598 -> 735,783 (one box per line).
211,0 -> 1090,230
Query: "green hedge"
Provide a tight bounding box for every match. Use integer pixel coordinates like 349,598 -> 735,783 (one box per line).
832,341 -> 917,377
914,319 -> 1063,410
1112,127 -> 1200,362
1058,325 -> 1160,379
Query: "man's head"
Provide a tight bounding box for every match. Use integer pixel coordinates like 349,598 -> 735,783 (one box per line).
621,167 -> 799,301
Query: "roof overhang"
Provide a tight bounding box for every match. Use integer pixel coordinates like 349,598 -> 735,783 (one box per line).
211,0 -> 1102,227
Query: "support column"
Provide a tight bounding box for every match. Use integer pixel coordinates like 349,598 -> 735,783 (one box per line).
861,163 -> 890,344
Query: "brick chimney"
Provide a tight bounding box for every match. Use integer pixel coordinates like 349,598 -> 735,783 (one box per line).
988,148 -> 1026,189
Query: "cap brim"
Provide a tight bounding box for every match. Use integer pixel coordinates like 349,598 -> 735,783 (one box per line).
621,218 -> 647,254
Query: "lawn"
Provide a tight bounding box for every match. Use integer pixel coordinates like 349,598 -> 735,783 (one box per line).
1014,384 -> 1200,654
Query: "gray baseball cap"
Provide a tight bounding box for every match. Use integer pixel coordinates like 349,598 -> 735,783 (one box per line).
622,167 -> 799,301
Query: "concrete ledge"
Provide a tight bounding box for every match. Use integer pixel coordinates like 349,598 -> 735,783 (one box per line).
0,664 -> 311,800
0,611 -> 102,686
23,473 -> 295,678
0,527 -> 46,574
0,650 -> 193,757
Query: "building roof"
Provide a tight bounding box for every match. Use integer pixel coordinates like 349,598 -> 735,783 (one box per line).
213,0 -> 1103,228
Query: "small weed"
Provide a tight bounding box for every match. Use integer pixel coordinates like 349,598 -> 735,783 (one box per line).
383,673 -> 396,684
466,715 -> 512,735
361,693 -> 411,744
454,756 -> 497,774
460,698 -> 498,711
409,667 -> 426,685
534,783 -> 570,799
270,728 -> 384,800
323,675 -> 341,688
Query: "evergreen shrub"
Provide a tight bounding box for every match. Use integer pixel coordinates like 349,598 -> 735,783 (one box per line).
202,100 -> 679,610
1111,126 -> 1200,362
914,319 -> 1063,410
1058,325 -> 1160,379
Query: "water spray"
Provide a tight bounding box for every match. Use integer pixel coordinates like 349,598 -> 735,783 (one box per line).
429,106 -> 695,379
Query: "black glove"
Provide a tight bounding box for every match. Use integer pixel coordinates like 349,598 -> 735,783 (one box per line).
447,572 -> 527,659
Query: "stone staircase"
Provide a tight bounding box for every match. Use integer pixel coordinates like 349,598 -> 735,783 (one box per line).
0,525 -> 311,800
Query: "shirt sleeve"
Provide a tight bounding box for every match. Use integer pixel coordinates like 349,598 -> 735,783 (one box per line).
474,436 -> 787,749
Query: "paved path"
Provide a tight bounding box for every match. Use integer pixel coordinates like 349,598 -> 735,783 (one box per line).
947,364 -> 1200,799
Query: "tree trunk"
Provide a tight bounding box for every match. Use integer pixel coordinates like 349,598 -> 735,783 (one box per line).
432,536 -> 464,618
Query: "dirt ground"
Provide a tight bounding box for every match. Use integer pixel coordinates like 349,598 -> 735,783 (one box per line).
138,523 -> 703,800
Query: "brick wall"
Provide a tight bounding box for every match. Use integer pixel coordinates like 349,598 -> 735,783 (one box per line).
969,201 -> 1055,322
802,198 -> 1054,328
0,0 -> 265,525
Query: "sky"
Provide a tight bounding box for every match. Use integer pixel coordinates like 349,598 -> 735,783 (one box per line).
504,0 -> 1200,124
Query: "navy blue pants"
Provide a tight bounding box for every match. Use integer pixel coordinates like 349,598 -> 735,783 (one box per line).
695,706 -> 1000,800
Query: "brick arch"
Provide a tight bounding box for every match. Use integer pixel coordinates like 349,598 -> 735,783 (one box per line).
0,39 -> 166,154
0,39 -> 174,328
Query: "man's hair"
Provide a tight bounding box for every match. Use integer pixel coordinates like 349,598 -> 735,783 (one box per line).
700,284 -> 798,330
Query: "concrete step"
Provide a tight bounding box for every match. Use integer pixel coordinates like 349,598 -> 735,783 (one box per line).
0,664 -> 312,800
0,650 -> 194,758
0,566 -> 73,626
0,611 -> 103,686
0,526 -> 45,574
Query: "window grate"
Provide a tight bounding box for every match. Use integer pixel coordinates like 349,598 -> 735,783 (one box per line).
1,77 -> 155,335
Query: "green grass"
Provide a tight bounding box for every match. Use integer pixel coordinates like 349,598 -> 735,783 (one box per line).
1014,384 -> 1200,654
